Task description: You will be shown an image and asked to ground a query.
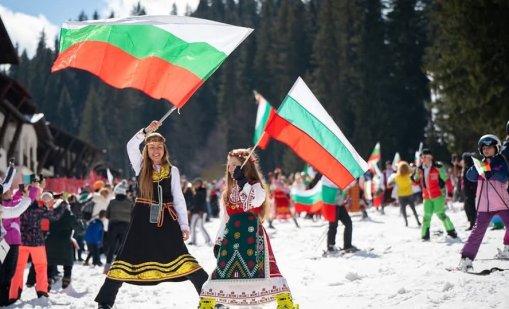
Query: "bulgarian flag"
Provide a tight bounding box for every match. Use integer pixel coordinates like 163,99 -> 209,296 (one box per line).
51,15 -> 253,108
321,177 -> 345,221
367,142 -> 381,173
391,152 -> 401,172
264,77 -> 368,190
253,90 -> 275,149
291,180 -> 323,213
367,142 -> 381,166
472,156 -> 491,178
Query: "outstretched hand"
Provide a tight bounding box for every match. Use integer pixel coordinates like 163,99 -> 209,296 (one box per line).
144,120 -> 161,134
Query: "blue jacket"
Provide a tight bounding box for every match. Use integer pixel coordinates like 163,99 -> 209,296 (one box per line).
84,218 -> 104,245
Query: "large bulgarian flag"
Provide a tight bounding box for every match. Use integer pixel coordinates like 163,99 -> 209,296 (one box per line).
253,90 -> 275,149
51,15 -> 253,108
264,77 -> 368,190
291,180 -> 323,213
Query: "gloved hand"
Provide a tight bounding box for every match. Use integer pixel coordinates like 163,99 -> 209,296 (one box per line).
233,166 -> 248,189
213,244 -> 220,258
484,171 -> 492,179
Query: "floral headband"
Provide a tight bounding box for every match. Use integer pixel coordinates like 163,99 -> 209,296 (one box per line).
228,149 -> 257,163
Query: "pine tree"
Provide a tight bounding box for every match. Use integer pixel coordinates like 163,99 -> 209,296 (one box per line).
425,0 -> 509,151
385,0 -> 430,159
171,3 -> 178,15
131,2 -> 147,16
78,10 -> 88,21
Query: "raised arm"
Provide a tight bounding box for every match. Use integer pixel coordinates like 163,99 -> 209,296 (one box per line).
1,197 -> 32,219
127,130 -> 145,176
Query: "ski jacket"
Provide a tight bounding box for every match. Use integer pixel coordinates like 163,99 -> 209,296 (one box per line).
20,200 -> 66,246
84,218 -> 104,245
466,155 -> 509,212
414,163 -> 448,199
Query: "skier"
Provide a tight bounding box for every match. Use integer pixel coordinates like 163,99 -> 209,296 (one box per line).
413,148 -> 458,240
458,134 -> 509,271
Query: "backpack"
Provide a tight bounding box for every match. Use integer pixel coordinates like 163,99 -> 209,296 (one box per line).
81,200 -> 95,221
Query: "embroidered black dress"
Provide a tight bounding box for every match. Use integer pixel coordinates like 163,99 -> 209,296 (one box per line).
107,165 -> 203,285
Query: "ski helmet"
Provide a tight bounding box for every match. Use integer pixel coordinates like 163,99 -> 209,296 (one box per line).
478,134 -> 501,156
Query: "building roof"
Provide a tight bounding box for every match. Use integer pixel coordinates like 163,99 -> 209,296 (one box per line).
0,17 -> 19,65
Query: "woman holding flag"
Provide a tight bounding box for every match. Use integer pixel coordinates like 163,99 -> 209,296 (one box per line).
458,134 -> 509,271
199,149 -> 297,309
95,121 -> 208,309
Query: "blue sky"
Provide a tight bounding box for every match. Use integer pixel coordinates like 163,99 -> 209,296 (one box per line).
0,0 -> 105,25
0,0 -> 199,57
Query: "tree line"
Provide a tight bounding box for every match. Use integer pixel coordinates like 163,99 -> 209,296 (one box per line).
7,0 -> 509,179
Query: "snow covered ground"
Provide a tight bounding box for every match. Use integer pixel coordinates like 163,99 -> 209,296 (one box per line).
6,202 -> 509,309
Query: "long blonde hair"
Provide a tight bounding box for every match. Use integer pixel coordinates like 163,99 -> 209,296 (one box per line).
222,148 -> 270,221
138,133 -> 171,201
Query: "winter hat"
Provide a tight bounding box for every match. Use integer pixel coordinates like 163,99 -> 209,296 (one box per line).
114,180 -> 128,196
421,148 -> 432,156
78,191 -> 92,203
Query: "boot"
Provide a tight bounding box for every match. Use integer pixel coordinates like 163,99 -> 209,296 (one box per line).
421,227 -> 430,241
457,257 -> 473,272
495,245 -> 509,259
447,229 -> 458,239
62,277 -> 71,289
198,297 -> 216,309
275,292 -> 299,309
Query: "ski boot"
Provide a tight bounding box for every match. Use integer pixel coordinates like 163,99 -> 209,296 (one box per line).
198,297 -> 216,309
342,245 -> 360,253
495,245 -> 509,259
275,292 -> 299,309
457,257 -> 473,272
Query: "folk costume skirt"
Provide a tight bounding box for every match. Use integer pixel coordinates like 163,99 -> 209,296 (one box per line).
107,202 -> 202,285
200,212 -> 290,305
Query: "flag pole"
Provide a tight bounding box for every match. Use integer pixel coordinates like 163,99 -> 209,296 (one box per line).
159,106 -> 178,124
241,132 -> 265,168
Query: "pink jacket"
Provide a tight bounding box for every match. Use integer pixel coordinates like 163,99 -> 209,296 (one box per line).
474,178 -> 509,212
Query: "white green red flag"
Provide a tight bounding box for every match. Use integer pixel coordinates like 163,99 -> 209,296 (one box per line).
253,90 -> 275,149
472,156 -> 490,178
291,180 -> 322,213
263,77 -> 368,189
392,152 -> 401,171
51,15 -> 253,108
367,142 -> 381,167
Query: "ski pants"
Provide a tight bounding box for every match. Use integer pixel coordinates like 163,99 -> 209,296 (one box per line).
190,212 -> 211,244
9,245 -> 48,299
421,196 -> 455,238
327,205 -> 352,249
461,210 -> 509,260
398,195 -> 420,226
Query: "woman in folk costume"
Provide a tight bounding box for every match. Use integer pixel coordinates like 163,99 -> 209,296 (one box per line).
199,149 -> 298,309
95,121 -> 208,309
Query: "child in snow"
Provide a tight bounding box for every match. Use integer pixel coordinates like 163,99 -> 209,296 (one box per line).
84,210 -> 105,266
458,134 -> 509,271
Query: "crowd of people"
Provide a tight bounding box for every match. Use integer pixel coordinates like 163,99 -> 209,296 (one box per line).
0,120 -> 508,308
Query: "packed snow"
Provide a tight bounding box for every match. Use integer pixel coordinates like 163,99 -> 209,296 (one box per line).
6,203 -> 508,308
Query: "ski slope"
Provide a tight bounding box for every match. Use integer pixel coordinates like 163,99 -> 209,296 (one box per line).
6,202 -> 508,308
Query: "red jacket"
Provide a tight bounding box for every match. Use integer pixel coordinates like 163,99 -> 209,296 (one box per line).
415,163 -> 448,199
